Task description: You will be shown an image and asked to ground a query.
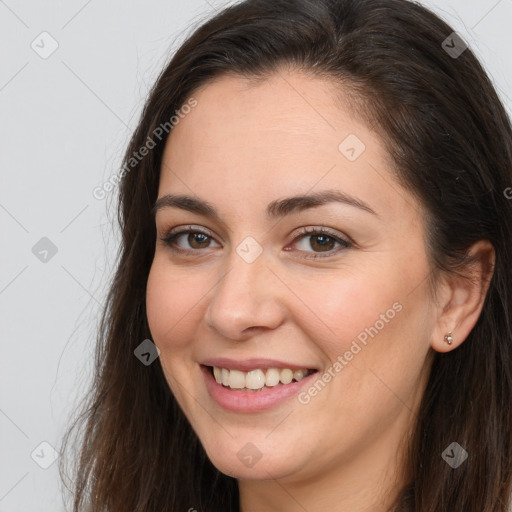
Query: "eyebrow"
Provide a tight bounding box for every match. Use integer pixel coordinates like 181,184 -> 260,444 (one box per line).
151,189 -> 378,219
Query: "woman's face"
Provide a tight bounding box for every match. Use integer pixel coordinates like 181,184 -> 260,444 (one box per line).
146,70 -> 437,485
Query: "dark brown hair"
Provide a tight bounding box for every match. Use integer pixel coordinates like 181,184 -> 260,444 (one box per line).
60,0 -> 512,510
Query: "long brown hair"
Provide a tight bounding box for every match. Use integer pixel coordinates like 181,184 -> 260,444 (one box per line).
60,0 -> 512,510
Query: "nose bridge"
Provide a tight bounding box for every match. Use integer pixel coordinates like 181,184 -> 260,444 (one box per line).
204,241 -> 284,338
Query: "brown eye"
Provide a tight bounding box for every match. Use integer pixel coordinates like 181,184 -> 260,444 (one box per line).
186,232 -> 211,249
308,234 -> 337,252
291,227 -> 352,259
160,227 -> 221,253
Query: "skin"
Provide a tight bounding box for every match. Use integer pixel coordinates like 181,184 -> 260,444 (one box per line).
146,69 -> 494,512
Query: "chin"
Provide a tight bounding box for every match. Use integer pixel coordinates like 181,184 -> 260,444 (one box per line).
196,426 -> 310,481
206,448 -> 296,480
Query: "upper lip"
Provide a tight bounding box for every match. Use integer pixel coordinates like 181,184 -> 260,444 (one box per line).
201,357 -> 318,372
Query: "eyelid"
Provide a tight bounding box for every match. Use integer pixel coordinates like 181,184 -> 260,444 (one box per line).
290,226 -> 352,245
159,224 -> 220,252
162,224 -> 216,240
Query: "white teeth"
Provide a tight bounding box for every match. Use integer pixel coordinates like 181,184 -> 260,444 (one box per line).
280,368 -> 293,384
229,369 -> 246,389
211,366 -> 312,389
246,369 -> 266,389
265,368 -> 281,387
293,369 -> 307,381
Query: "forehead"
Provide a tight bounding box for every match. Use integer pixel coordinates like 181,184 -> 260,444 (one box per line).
158,70 -> 419,224
167,70 -> 353,159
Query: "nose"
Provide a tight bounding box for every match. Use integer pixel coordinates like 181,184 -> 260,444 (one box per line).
203,246 -> 286,340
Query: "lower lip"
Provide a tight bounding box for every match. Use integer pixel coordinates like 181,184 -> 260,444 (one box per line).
201,365 -> 318,413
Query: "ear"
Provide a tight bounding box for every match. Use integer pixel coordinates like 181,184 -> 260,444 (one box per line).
431,240 -> 495,353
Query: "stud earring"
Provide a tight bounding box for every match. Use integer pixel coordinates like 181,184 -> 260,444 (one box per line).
444,332 -> 453,345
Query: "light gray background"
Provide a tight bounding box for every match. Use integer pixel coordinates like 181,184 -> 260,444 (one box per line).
1,0 -> 511,510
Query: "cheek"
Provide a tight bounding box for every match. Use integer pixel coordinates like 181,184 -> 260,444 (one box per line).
297,255 -> 431,375
145,260 -> 211,411
299,267 -> 402,355
145,259 -> 205,353
294,268 -> 431,443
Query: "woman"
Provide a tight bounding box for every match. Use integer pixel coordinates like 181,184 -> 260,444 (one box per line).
61,0 -> 512,510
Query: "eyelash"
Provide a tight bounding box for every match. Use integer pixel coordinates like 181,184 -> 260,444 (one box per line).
159,225 -> 352,260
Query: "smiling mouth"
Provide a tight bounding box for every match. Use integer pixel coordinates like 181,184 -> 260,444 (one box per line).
205,365 -> 318,392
